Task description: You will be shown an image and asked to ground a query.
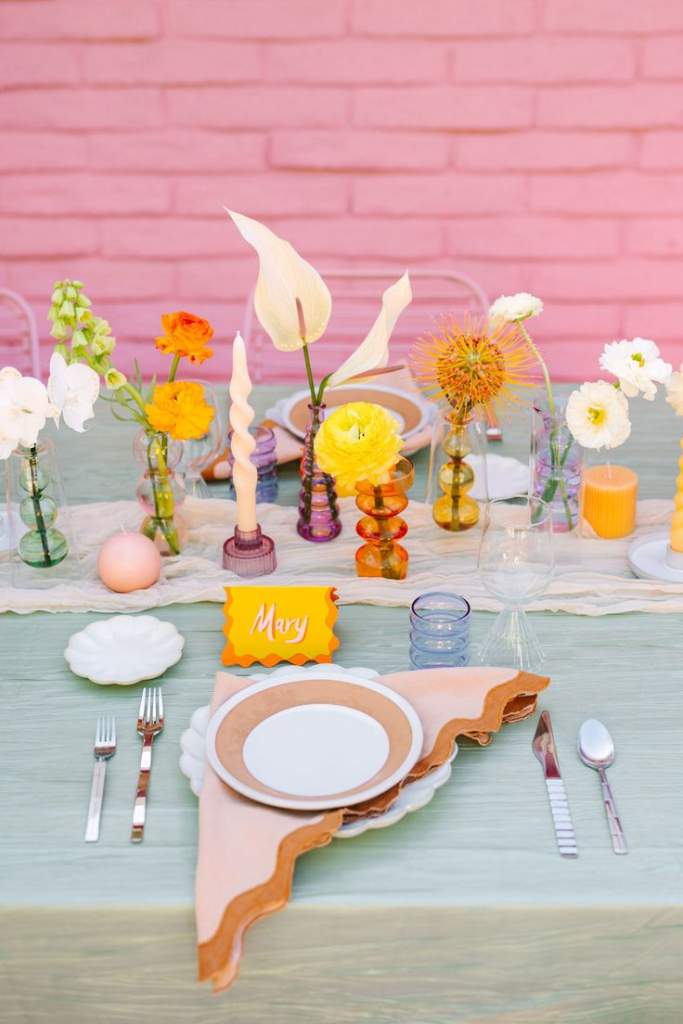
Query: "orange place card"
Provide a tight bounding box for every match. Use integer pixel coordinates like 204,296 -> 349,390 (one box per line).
222,586 -> 339,669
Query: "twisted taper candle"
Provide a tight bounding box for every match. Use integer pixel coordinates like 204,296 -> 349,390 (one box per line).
670,439 -> 683,553
229,331 -> 258,532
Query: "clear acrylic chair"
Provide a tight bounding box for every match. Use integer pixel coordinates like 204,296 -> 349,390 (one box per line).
0,288 -> 41,378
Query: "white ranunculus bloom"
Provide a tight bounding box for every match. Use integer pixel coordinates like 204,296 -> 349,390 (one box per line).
599,338 -> 672,401
489,292 -> 544,327
566,381 -> 631,450
665,365 -> 683,416
47,352 -> 100,432
0,372 -> 53,449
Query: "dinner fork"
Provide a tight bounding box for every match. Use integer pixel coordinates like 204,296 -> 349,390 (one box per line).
130,687 -> 164,843
85,715 -> 116,843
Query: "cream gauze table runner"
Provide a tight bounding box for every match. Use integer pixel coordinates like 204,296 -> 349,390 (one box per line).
0,496 -> 679,615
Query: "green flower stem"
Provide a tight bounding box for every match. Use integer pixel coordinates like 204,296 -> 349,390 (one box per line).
518,320 -> 574,528
301,341 -> 317,408
519,320 -> 555,416
167,354 -> 180,383
146,434 -> 180,555
28,445 -> 52,567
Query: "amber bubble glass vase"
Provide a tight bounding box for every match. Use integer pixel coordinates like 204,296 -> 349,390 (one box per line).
429,409 -> 481,533
355,457 -> 414,581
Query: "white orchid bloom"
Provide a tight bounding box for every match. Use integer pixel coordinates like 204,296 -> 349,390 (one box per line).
0,366 -> 22,386
599,338 -> 672,401
0,371 -> 53,449
226,208 -> 332,351
566,381 -> 631,450
47,352 -> 100,432
326,271 -> 412,389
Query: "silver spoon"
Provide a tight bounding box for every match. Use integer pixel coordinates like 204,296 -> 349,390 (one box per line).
578,719 -> 628,855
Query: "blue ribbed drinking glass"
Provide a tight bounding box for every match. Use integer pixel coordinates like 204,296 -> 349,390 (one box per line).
409,592 -> 471,670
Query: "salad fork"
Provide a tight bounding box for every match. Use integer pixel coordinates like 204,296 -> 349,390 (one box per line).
85,715 -> 116,843
130,687 -> 164,843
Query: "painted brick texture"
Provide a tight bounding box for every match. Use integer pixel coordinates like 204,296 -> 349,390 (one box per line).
1,0 -> 682,382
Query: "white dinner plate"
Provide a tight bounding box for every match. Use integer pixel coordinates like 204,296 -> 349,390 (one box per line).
269,383 -> 431,442
205,670 -> 424,811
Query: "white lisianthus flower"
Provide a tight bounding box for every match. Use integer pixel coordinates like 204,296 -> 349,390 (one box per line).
489,292 -> 544,327
47,352 -> 100,432
566,381 -> 631,450
0,372 -> 53,449
665,364 -> 683,416
599,338 -> 672,401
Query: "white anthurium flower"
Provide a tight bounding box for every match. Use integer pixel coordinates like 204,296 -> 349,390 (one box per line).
226,208 -> 332,352
0,372 -> 53,448
326,271 -> 412,389
489,292 -> 544,327
566,380 -> 631,450
47,352 -> 100,432
599,338 -> 672,401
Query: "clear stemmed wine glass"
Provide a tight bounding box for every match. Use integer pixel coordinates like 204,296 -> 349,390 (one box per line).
477,495 -> 554,670
179,380 -> 224,499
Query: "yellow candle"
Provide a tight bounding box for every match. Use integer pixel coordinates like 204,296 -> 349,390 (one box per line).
670,439 -> 683,552
583,464 -> 638,539
229,331 -> 258,533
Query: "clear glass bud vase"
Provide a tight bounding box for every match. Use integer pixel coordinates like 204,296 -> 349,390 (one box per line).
297,403 -> 341,542
531,399 -> 583,533
7,441 -> 71,569
427,408 -> 488,532
133,430 -> 187,556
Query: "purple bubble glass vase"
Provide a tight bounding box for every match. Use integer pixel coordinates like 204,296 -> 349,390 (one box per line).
297,403 -> 342,543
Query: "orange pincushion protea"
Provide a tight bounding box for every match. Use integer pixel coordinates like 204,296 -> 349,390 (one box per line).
410,312 -> 538,424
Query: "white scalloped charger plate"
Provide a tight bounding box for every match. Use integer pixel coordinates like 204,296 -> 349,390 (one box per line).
266,384 -> 432,442
65,615 -> 185,685
180,664 -> 457,838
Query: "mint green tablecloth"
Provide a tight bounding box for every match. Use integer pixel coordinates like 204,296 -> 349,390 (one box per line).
1,386 -> 682,1023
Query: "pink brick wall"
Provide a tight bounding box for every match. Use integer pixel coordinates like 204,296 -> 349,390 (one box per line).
1,0 -> 683,382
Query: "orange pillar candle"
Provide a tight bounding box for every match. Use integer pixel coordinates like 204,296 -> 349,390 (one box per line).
670,439 -> 683,553
583,464 -> 638,539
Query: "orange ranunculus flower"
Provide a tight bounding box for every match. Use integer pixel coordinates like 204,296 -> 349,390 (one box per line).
145,381 -> 214,441
155,311 -> 214,365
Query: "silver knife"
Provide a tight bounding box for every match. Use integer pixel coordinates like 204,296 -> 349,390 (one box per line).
532,711 -> 578,858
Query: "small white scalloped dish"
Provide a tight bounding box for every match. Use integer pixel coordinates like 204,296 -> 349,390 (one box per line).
65,615 -> 184,685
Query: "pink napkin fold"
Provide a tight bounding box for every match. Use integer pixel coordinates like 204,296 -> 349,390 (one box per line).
196,666 -> 549,993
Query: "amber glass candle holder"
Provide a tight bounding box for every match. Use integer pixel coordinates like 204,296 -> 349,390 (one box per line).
355,457 -> 414,581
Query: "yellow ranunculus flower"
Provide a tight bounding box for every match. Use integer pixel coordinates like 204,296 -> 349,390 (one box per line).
145,381 -> 214,441
313,401 -> 402,496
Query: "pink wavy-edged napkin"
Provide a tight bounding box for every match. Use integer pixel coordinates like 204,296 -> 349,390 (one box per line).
196,666 -> 549,993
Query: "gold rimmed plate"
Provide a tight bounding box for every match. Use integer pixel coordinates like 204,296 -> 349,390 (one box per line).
205,672 -> 424,811
280,383 -> 429,441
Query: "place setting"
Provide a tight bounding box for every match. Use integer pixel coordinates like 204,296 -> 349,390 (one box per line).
1,206 -> 676,1009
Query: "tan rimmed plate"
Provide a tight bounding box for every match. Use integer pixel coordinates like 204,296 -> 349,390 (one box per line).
281,384 -> 429,441
205,672 -> 424,811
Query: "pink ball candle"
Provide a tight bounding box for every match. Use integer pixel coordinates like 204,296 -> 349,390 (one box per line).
97,532 -> 161,593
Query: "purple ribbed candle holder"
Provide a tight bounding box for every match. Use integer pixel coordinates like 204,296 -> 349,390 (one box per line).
222,525 -> 277,578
